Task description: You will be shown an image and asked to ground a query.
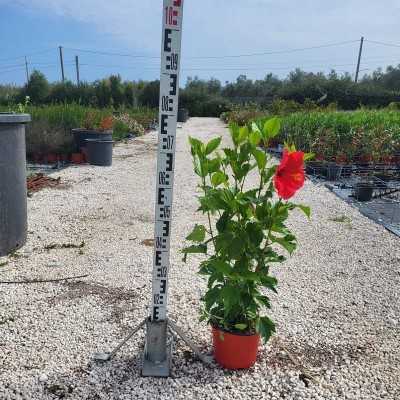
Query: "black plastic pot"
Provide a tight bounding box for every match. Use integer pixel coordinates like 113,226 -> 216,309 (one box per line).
86,139 -> 113,166
341,165 -> 353,178
305,161 -> 326,176
354,183 -> 374,202
326,162 -> 343,181
177,108 -> 189,123
72,129 -> 112,151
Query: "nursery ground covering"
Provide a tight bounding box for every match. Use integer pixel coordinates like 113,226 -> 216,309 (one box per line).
0,118 -> 398,400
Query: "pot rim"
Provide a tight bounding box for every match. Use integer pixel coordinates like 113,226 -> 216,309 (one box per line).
211,323 -> 259,337
85,139 -> 114,144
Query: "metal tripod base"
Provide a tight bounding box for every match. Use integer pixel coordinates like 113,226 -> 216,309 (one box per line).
93,317 -> 213,378
142,319 -> 172,377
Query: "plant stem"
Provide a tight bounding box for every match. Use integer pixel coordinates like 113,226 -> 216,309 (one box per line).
202,176 -> 216,251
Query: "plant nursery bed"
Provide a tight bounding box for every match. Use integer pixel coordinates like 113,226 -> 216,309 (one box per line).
307,169 -> 400,237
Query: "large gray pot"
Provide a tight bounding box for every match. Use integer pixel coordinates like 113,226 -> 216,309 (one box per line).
0,113 -> 31,256
86,139 -> 114,166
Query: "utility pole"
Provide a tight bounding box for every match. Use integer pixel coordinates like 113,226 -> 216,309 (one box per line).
75,55 -> 80,86
24,56 -> 29,84
355,36 -> 364,83
59,46 -> 65,82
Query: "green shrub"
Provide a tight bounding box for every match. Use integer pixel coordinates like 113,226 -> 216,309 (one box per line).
279,110 -> 400,161
0,103 -> 157,155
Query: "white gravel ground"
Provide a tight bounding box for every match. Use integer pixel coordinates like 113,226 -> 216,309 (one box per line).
0,117 -> 399,400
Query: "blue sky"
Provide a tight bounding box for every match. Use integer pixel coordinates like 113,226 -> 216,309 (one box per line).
1,0 -> 400,86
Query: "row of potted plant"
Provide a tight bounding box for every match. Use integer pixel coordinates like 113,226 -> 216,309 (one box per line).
183,118 -> 310,369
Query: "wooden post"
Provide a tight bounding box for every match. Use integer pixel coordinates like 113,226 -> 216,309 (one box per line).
59,46 -> 65,82
355,37 -> 364,83
75,55 -> 80,86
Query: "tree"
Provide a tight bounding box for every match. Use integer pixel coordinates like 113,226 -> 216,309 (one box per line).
25,70 -> 50,104
109,74 -> 124,107
138,80 -> 160,108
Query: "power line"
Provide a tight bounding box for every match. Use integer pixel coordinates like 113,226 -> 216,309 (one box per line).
187,40 -> 360,60
65,40 -> 359,61
0,63 -> 25,71
0,49 -> 54,64
64,47 -> 160,59
365,39 -> 400,49
0,66 -> 26,74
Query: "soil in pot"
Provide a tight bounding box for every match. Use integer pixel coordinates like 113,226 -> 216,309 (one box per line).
212,326 -> 260,369
354,183 -> 374,202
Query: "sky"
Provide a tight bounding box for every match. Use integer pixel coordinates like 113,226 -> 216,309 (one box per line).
0,0 -> 400,86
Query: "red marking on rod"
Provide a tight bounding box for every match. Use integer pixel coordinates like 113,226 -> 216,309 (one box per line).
172,10 -> 178,25
173,0 -> 182,7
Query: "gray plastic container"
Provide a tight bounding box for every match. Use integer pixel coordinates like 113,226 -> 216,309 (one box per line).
86,139 -> 113,166
0,113 -> 31,256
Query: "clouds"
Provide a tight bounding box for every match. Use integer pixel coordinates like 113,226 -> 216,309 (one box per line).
2,0 -> 400,82
9,0 -> 400,54
7,0 -> 162,52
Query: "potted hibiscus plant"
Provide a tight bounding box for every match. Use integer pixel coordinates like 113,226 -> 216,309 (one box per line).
183,118 -> 310,369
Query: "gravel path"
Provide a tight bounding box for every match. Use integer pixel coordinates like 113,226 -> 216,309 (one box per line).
1,117 -> 399,400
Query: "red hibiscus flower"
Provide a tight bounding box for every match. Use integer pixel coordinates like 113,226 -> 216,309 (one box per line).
274,150 -> 305,200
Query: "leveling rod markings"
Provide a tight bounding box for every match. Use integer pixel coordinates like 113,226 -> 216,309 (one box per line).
151,0 -> 184,322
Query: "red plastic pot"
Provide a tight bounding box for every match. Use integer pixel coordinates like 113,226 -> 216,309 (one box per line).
60,154 -> 69,162
212,326 -> 260,369
32,153 -> 42,164
71,153 -> 85,164
45,153 -> 58,164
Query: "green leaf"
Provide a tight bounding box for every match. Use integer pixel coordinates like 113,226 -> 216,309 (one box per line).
234,323 -> 248,331
284,141 -> 296,152
211,171 -> 227,187
216,211 -> 230,232
260,275 -> 278,292
229,123 -> 240,146
263,118 -> 281,140
270,234 -> 297,254
181,244 -> 207,255
207,158 -> 221,174
252,149 -> 267,170
256,316 -> 276,343
251,121 -> 262,134
304,152 -> 315,162
188,136 -> 204,155
182,243 -> 207,262
221,285 -> 238,314
209,259 -> 232,275
204,286 -> 221,310
205,137 -> 222,155
297,204 -> 311,218
256,295 -> 271,308
238,126 -> 249,143
246,222 -> 264,247
249,130 -> 262,146
186,225 -> 206,242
